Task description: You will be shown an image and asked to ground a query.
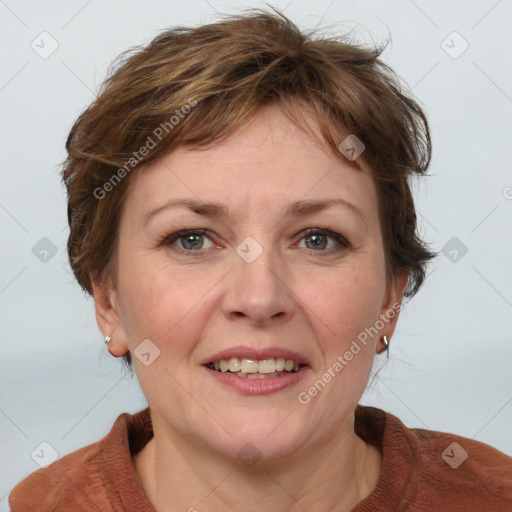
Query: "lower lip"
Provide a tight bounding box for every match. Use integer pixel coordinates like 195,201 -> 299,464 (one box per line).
203,365 -> 309,395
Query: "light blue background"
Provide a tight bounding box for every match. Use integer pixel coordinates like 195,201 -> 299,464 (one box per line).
1,0 -> 511,506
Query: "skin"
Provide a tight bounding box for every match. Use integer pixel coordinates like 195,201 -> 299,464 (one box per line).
93,103 -> 407,512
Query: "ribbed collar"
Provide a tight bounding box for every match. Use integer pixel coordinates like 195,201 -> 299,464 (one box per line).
97,407 -> 156,511
96,404 -> 418,511
352,404 -> 418,511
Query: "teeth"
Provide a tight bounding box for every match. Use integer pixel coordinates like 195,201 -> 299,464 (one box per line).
258,359 -> 275,373
246,372 -> 278,379
228,357 -> 240,372
240,359 -> 259,373
208,357 -> 302,375
284,359 -> 294,371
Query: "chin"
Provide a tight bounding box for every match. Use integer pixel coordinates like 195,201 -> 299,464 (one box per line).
204,413 -> 306,464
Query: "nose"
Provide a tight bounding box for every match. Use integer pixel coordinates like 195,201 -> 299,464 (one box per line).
221,239 -> 295,327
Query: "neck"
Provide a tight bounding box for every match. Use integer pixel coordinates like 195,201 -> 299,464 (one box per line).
133,412 -> 382,512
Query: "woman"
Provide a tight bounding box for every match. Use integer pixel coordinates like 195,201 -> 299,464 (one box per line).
9,8 -> 512,512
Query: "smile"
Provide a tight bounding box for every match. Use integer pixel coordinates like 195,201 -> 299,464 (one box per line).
206,357 -> 302,378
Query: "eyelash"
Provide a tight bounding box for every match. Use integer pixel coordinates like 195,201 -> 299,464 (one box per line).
161,228 -> 351,256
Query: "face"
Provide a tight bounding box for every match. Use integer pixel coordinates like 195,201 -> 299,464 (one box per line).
94,104 -> 406,463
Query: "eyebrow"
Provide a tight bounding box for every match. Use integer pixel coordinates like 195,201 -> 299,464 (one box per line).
144,198 -> 366,226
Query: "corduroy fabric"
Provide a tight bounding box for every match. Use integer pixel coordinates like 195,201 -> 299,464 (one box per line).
9,405 -> 512,511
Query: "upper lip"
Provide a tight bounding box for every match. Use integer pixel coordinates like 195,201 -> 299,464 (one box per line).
201,346 -> 311,367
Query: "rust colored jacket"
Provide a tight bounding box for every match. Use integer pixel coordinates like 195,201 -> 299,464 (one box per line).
9,405 -> 512,511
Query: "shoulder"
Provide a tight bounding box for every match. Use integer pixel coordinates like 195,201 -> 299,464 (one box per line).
388,409 -> 512,509
356,405 -> 512,510
411,423 -> 512,498
8,409 -> 151,512
9,439 -> 108,511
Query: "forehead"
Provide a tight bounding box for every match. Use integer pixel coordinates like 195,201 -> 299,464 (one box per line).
124,104 -> 378,221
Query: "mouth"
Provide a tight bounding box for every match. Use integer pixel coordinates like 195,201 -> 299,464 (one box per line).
201,346 -> 311,394
204,357 -> 304,379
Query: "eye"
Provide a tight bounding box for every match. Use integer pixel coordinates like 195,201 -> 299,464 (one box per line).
296,228 -> 350,252
162,229 -> 215,255
161,227 -> 351,256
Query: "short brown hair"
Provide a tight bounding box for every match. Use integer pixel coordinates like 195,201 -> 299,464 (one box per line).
61,8 -> 436,367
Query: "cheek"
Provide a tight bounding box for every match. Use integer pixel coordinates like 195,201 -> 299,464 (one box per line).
116,250 -> 214,351
305,260 -> 385,349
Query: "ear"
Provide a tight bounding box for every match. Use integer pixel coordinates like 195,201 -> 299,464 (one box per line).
378,271 -> 408,342
91,279 -> 129,357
